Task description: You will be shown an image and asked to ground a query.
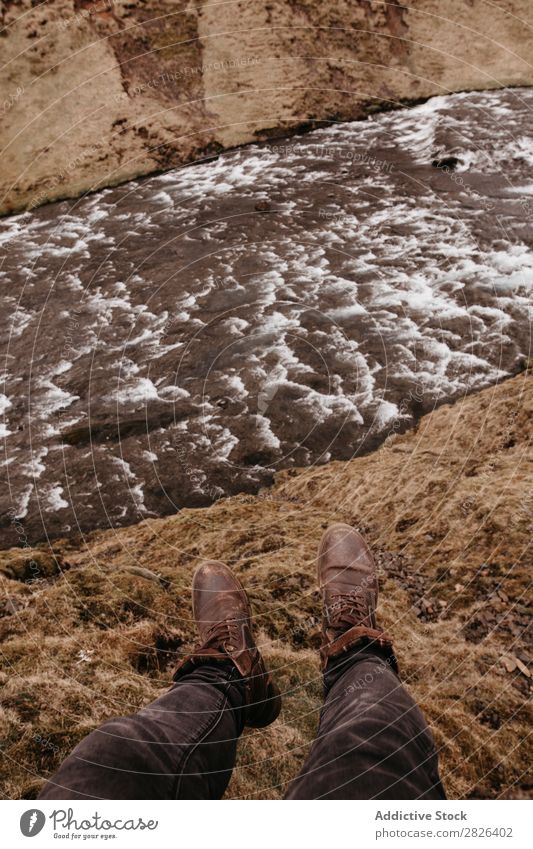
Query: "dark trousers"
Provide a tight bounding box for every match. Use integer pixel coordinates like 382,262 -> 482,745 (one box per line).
39,647 -> 446,800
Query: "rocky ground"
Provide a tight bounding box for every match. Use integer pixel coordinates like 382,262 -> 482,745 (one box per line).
1,1 -> 533,215
0,373 -> 531,799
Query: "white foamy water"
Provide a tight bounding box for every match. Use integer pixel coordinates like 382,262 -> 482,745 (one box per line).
1,87 -> 532,545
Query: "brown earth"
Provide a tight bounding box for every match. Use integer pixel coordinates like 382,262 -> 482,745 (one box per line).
0,371 -> 531,799
1,0 -> 533,215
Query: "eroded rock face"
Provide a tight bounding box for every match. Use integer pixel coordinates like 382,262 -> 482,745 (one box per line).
1,0 -> 532,214
1,88 -> 532,548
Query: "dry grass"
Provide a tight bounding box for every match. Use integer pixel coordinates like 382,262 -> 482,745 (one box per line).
1,375 -> 531,799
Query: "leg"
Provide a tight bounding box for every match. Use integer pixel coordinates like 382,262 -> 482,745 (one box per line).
286,524 -> 445,800
286,646 -> 445,799
40,559 -> 281,800
40,662 -> 245,800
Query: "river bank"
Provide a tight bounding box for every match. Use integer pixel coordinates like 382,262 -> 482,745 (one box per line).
1,372 -> 531,798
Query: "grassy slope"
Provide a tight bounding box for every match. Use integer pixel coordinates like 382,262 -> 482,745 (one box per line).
1,374 -> 531,799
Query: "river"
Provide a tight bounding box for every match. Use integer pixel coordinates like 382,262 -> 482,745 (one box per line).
1,87 -> 532,547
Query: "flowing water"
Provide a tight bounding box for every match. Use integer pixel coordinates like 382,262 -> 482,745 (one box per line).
1,87 -> 532,547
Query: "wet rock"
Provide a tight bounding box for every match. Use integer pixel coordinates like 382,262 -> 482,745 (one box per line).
432,155 -> 461,170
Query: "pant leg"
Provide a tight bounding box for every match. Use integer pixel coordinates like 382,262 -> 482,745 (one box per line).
39,663 -> 245,800
285,647 -> 446,800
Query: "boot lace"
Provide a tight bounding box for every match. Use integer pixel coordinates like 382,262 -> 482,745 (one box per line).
204,618 -> 245,652
325,588 -> 372,631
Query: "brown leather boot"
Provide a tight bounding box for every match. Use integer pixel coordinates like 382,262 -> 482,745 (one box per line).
173,560 -> 281,727
318,523 -> 397,671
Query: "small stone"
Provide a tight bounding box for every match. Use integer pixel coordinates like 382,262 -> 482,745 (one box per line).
501,655 -> 517,673
514,657 -> 531,679
1,598 -> 25,616
432,155 -> 461,170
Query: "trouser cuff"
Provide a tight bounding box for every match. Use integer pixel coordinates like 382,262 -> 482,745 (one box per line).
323,639 -> 399,695
320,625 -> 398,673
